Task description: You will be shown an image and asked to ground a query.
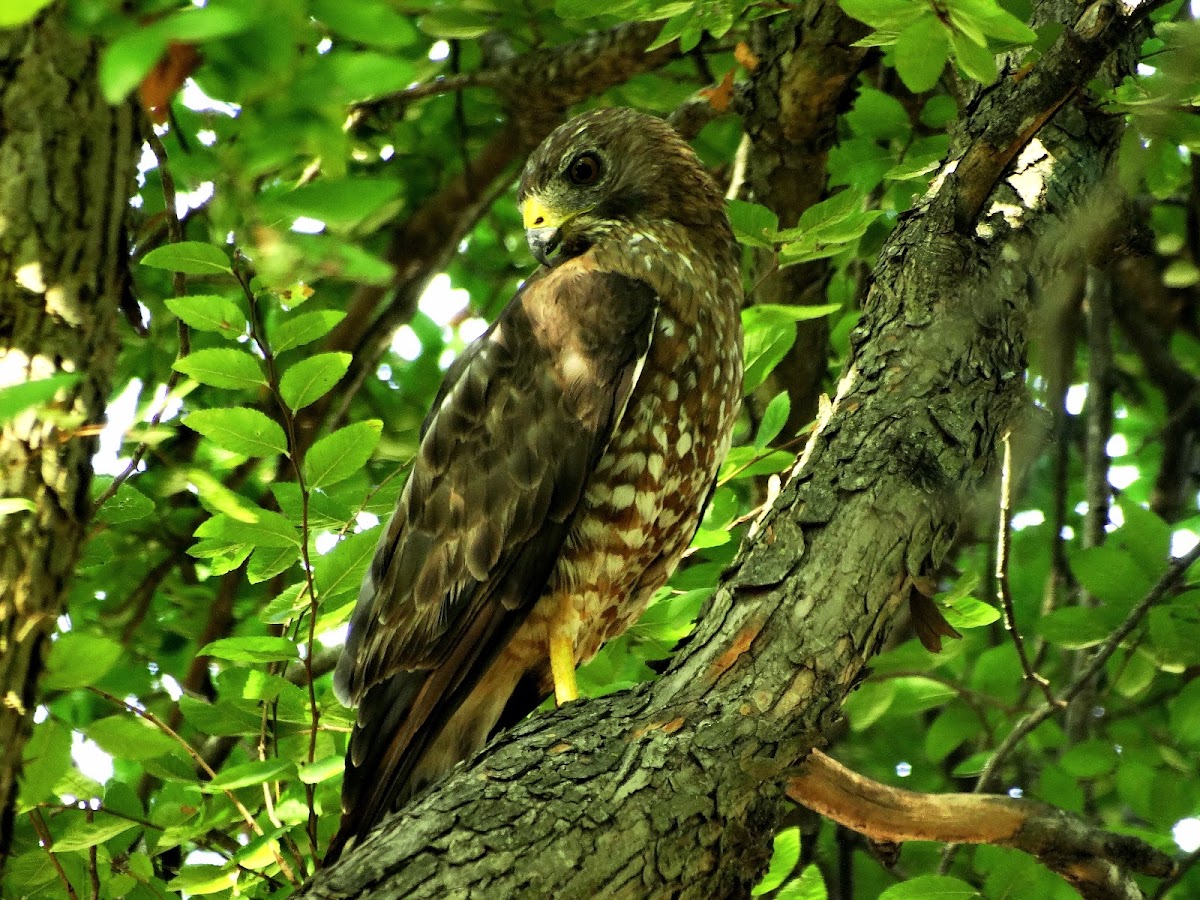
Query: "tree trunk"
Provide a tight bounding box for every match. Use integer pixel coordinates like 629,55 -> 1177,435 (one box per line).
300,3 -> 1144,897
0,6 -> 136,864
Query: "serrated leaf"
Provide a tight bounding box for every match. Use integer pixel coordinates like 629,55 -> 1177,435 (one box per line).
174,349 -> 266,391
184,408 -> 288,457
95,484 -> 155,524
141,241 -> 232,275
42,633 -> 124,690
941,595 -> 1000,629
269,309 -> 346,353
198,636 -> 299,663
304,420 -> 383,489
895,16 -> 949,93
279,352 -> 351,411
0,373 -> 80,425
194,510 -> 298,550
52,814 -> 140,852
727,199 -> 779,249
165,295 -> 247,337
202,758 -> 293,792
247,545 -> 300,583
87,716 -> 179,761
315,529 -> 379,602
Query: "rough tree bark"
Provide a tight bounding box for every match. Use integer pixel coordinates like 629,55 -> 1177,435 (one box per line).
299,3 -> 1162,898
0,6 -> 137,865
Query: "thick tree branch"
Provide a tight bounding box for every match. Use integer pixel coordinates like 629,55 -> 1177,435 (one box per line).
789,750 -> 1174,900
297,4 -> 1160,897
0,8 -> 137,866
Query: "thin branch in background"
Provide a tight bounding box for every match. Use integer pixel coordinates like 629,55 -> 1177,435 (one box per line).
93,123 -> 192,513
86,808 -> 100,900
28,810 -> 78,900
233,251 -> 324,860
1065,265 -> 1116,743
939,540 -> 1200,875
996,429 -> 1056,705
1153,843 -> 1200,899
86,687 -> 299,886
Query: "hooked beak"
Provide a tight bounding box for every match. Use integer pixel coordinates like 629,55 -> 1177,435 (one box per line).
521,196 -> 570,268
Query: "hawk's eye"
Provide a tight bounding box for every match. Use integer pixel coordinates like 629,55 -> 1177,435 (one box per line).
566,152 -> 602,186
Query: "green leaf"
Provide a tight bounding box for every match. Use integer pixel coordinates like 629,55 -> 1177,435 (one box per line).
18,720 -> 71,808
894,16 -> 949,93
838,0 -> 925,30
247,545 -> 301,584
752,827 -> 800,894
194,509 -> 299,549
279,352 -> 351,411
1114,503 -> 1171,577
941,595 -> 1000,629
165,295 -> 247,337
1071,544 -> 1154,607
174,348 -> 266,391
727,199 -> 779,249
948,0 -> 1036,43
42,633 -> 123,690
418,8 -> 493,38
777,865 -> 827,900
1059,739 -> 1119,778
269,309 -> 346,354
949,30 -> 998,85
846,87 -> 914,142
0,373 -> 79,425
202,758 -> 293,792
184,408 -> 288,457
272,178 -> 403,230
304,420 -> 383,489
198,636 -> 299,664
315,529 -> 379,602
1036,606 -> 1122,649
925,704 -> 978,763
0,498 -> 35,517
755,392 -> 792,449
53,813 -> 140,852
879,875 -> 980,898
843,680 -> 897,731
0,0 -> 54,26
310,0 -> 417,48
141,241 -> 232,276
99,27 -> 170,105
95,484 -> 155,525
1168,678 -> 1200,747
87,716 -> 179,761
297,755 -> 345,785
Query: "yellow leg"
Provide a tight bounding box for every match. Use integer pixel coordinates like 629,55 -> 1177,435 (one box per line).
549,626 -> 578,705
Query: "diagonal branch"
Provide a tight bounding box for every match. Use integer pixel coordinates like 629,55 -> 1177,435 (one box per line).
789,750 -> 1174,900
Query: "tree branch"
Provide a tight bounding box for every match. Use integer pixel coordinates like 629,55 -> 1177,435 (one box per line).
789,750 -> 1175,900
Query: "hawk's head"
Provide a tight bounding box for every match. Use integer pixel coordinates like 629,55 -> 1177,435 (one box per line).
517,108 -> 725,268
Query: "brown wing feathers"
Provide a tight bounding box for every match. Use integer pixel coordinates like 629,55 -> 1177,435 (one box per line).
329,271 -> 658,857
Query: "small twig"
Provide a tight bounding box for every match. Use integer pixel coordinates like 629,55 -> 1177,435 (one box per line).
87,808 -> 100,899
233,251 -> 322,860
86,687 -> 299,885
93,124 -> 191,513
28,810 -> 78,900
996,429 -> 1056,705
1153,844 -> 1200,899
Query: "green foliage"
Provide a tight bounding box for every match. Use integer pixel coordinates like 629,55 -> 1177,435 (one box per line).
6,0 -> 1200,898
